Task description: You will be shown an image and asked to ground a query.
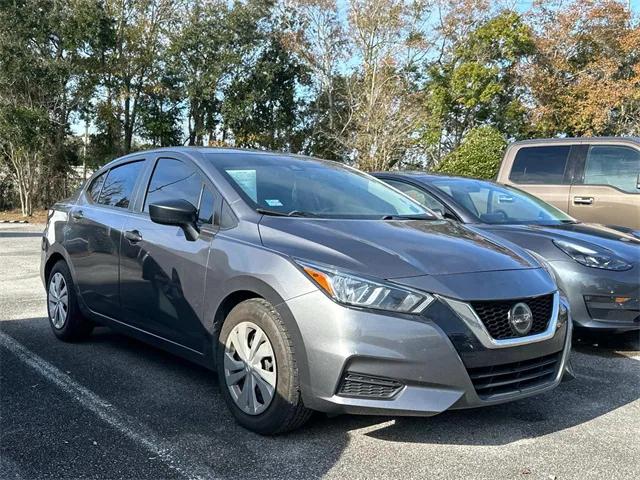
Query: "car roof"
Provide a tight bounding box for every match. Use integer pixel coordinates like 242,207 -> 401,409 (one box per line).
100,146 -> 323,170
508,136 -> 640,147
374,171 -> 497,185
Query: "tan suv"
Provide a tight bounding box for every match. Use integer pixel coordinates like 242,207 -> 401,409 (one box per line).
497,137 -> 640,229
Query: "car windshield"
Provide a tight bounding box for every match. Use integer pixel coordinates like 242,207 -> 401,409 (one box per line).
208,153 -> 433,219
431,178 -> 576,225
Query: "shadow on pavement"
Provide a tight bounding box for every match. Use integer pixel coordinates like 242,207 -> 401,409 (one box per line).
1,316 -> 638,474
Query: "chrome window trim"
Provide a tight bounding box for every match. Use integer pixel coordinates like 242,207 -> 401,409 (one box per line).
438,292 -> 560,349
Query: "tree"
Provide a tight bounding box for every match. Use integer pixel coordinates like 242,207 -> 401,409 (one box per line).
423,9 -> 534,166
137,74 -> 183,147
435,125 -> 506,179
283,0 -> 349,159
95,0 -> 181,157
526,0 -> 640,137
222,36 -> 309,150
0,0 -> 109,214
169,0 -> 271,147
336,0 -> 432,171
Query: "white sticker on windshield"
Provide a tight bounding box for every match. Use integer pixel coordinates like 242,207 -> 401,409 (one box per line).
265,199 -> 283,207
226,169 -> 257,202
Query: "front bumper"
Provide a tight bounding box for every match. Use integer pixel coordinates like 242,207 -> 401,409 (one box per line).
285,290 -> 571,417
551,260 -> 640,332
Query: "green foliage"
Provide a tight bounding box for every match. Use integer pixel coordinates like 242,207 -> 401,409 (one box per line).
435,126 -> 506,179
222,37 -> 308,150
423,11 -> 534,162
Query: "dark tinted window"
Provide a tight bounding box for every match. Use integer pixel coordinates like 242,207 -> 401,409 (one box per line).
198,186 -> 215,225
584,145 -> 639,193
510,146 -> 571,184
99,161 -> 144,209
87,173 -> 105,203
144,158 -> 202,211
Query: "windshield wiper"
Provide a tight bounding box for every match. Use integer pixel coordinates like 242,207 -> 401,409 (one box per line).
286,210 -> 318,217
255,208 -> 318,217
381,214 -> 436,220
255,208 -> 289,216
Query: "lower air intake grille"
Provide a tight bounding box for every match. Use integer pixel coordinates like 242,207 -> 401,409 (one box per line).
338,373 -> 403,399
471,294 -> 554,340
468,352 -> 561,399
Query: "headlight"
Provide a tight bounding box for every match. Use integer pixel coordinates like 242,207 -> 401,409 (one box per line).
296,261 -> 434,314
553,240 -> 632,271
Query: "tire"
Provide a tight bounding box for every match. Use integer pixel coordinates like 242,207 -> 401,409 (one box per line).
46,260 -> 94,341
217,298 -> 312,435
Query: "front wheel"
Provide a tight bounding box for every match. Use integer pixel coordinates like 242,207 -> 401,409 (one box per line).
217,298 -> 312,434
47,260 -> 93,341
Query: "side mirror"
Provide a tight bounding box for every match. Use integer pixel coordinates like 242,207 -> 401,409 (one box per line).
149,199 -> 199,241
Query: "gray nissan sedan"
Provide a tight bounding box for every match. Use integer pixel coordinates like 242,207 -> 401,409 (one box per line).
41,148 -> 572,434
375,173 -> 640,334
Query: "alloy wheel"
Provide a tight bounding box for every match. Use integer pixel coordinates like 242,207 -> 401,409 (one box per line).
224,321 -> 277,415
48,272 -> 68,329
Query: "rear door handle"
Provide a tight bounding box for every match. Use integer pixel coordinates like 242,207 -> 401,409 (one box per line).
573,196 -> 593,205
124,230 -> 143,243
70,209 -> 84,220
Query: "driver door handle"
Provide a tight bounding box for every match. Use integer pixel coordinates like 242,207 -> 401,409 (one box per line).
573,196 -> 593,205
124,230 -> 143,243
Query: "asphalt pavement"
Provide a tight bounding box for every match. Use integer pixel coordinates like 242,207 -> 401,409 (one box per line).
1,223 -> 639,480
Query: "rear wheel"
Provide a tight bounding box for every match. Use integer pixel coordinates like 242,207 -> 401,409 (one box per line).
47,260 -> 93,341
217,298 -> 312,434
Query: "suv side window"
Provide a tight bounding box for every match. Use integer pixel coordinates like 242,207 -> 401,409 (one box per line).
87,173 -> 106,203
144,158 -> 202,212
98,161 -> 144,209
583,145 -> 640,193
385,179 -> 445,212
510,146 -> 571,184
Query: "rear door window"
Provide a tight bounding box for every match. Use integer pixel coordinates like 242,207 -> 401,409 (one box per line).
510,146 -> 571,184
98,161 -> 144,209
583,145 -> 640,193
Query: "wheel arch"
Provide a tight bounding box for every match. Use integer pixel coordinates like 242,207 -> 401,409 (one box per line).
209,277 -> 311,399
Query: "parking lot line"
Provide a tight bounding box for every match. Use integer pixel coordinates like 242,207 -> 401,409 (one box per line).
0,331 -> 218,480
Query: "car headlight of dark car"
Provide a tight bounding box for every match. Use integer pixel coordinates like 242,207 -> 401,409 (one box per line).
296,260 -> 434,314
553,240 -> 632,271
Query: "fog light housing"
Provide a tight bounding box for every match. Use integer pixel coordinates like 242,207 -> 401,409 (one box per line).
584,295 -> 640,323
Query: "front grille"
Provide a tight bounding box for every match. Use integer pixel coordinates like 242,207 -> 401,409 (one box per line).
470,294 -> 553,340
468,352 -> 561,398
337,373 -> 403,399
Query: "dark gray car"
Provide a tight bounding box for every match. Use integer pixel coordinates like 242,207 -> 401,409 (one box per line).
375,172 -> 640,334
41,148 -> 572,434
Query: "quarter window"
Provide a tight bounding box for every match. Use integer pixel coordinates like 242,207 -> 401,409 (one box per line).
87,173 -> 106,203
144,158 -> 202,211
98,161 -> 144,209
510,146 -> 571,184
583,145 -> 640,193
198,187 -> 215,225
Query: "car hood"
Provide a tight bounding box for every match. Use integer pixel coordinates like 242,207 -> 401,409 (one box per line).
479,223 -> 640,264
258,217 -> 538,279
